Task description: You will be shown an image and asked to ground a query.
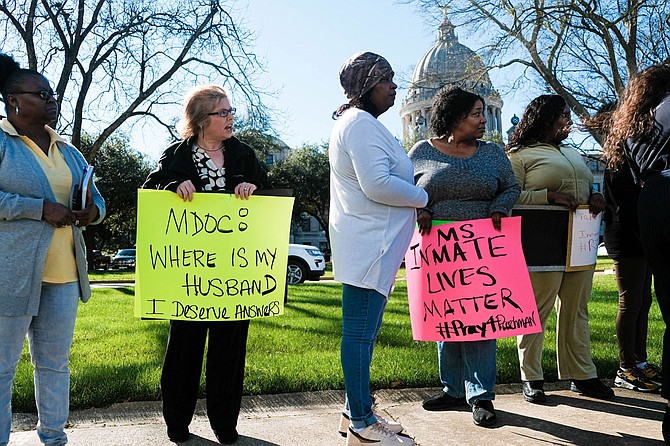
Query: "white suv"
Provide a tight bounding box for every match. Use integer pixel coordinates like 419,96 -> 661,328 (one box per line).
287,244 -> 326,284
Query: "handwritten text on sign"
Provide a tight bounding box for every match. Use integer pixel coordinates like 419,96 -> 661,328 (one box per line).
405,217 -> 541,342
566,206 -> 602,271
135,190 -> 294,321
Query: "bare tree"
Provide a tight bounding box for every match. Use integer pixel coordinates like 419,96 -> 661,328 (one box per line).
0,0 -> 267,160
402,0 -> 670,133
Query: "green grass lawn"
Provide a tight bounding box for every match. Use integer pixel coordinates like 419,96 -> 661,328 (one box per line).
88,269 -> 135,281
595,255 -> 614,271
11,272 -> 663,412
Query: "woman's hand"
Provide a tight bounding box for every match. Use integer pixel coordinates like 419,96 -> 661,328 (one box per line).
490,212 -> 505,231
234,182 -> 257,200
73,189 -> 99,227
547,191 -> 579,211
176,180 -> 196,202
42,201 -> 75,228
588,192 -> 606,216
417,210 -> 433,236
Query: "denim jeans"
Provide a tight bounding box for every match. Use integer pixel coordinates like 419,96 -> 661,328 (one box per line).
0,282 -> 79,446
438,339 -> 496,404
341,284 -> 387,429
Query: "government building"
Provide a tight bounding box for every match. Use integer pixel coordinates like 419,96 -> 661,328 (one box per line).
400,11 -> 504,144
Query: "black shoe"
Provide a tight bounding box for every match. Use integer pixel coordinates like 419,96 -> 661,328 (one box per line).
167,427 -> 190,443
570,378 -> 614,399
214,428 -> 239,444
422,391 -> 468,411
522,380 -> 546,403
663,407 -> 670,444
472,399 -> 496,427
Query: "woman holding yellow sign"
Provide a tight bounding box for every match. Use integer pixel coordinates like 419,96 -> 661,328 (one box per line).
507,94 -> 611,403
143,84 -> 271,444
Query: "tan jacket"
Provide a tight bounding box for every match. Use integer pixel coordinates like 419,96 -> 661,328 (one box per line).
507,142 -> 594,205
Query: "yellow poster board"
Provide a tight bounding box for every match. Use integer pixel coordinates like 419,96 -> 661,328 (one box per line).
135,190 -> 294,321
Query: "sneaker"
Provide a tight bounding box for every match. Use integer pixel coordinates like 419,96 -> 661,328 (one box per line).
615,368 -> 660,392
422,391 -> 468,411
472,399 -> 497,427
570,378 -> 614,399
338,411 -> 403,437
638,363 -> 663,386
346,423 -> 414,446
522,380 -> 546,403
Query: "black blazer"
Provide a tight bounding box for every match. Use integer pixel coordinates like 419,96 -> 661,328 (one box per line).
142,136 -> 272,192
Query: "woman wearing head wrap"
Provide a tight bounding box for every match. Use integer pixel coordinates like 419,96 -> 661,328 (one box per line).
330,51 -> 427,446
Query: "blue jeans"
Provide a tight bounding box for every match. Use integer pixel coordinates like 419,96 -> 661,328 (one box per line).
438,339 -> 496,404
0,282 -> 80,446
341,284 -> 387,429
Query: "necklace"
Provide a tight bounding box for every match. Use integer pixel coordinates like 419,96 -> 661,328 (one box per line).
196,141 -> 224,153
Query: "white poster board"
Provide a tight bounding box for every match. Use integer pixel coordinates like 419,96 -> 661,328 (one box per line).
566,206 -> 602,271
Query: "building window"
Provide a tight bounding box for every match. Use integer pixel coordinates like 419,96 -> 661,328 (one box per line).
593,183 -> 601,192
299,213 -> 311,231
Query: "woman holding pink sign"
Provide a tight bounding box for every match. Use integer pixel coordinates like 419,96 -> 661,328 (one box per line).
408,86 -> 520,427
507,94 -> 611,403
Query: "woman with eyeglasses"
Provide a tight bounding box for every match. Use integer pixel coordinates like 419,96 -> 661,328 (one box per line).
0,53 -> 105,446
143,84 -> 271,444
507,94 -> 612,403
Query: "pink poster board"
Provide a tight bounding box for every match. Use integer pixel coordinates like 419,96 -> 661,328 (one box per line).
405,217 -> 541,342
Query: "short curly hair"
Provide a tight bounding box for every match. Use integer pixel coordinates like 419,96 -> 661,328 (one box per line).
429,87 -> 485,137
506,95 -> 566,149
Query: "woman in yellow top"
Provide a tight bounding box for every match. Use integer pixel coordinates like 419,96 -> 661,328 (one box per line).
507,94 -> 611,403
0,53 -> 105,446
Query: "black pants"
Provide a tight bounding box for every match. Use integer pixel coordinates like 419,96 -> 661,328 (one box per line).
638,176 -> 670,399
614,257 -> 653,368
161,319 -> 250,432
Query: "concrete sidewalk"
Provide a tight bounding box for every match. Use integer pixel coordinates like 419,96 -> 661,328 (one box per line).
8,382 -> 667,445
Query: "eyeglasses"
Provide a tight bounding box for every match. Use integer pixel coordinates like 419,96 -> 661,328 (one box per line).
208,107 -> 236,118
12,89 -> 59,101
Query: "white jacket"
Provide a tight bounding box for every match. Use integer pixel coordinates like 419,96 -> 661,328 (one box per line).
329,108 -> 428,297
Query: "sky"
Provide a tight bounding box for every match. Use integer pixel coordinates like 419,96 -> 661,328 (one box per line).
133,0 -> 537,160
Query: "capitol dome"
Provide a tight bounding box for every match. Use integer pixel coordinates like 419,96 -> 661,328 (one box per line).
400,11 -> 503,143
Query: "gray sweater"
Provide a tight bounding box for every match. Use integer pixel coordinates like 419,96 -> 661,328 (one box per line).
408,140 -> 520,220
0,126 -> 106,316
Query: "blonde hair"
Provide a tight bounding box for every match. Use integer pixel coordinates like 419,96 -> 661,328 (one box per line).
176,84 -> 228,139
